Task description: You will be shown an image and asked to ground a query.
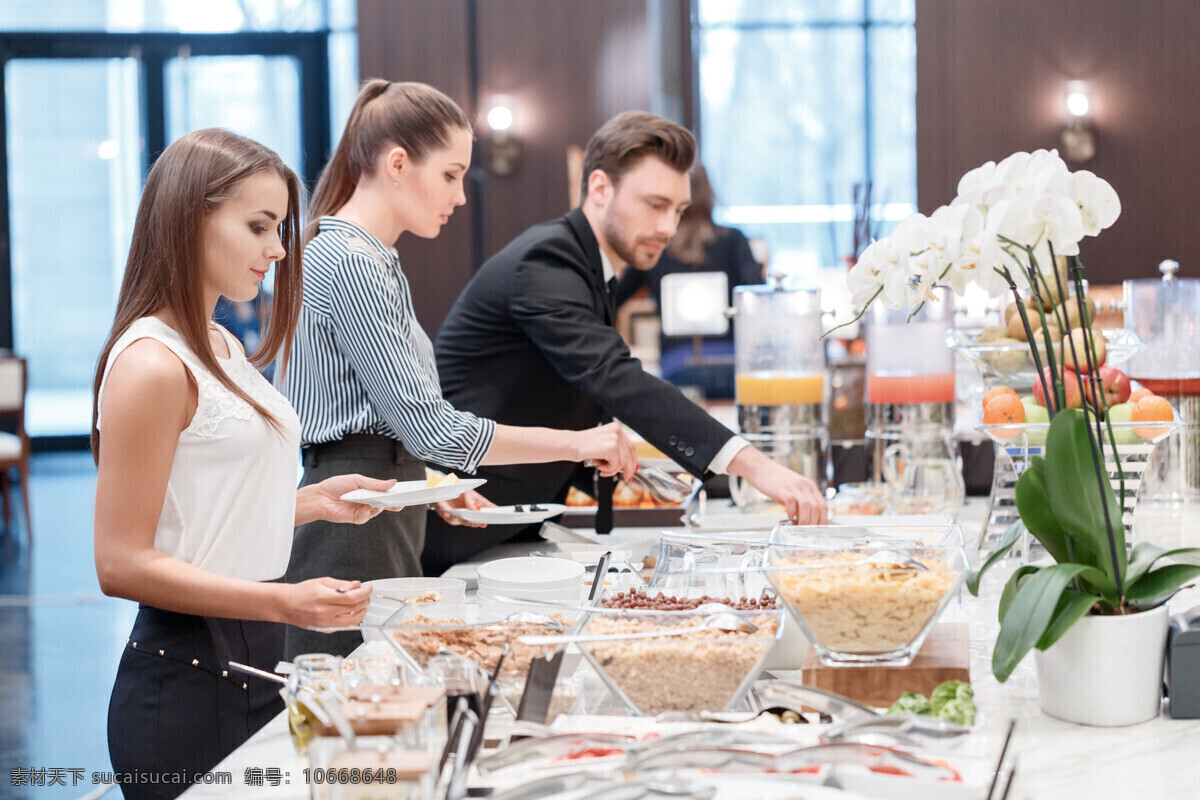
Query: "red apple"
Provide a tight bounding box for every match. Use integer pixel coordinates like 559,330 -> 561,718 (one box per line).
1083,365 -> 1132,409
1032,365 -> 1084,410
1059,327 -> 1107,373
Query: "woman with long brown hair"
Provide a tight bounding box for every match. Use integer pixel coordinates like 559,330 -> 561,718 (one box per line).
281,80 -> 638,658
93,128 -> 398,799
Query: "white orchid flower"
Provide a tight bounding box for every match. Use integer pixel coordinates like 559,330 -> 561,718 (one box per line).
950,202 -> 1012,297
1066,170 -> 1121,236
847,244 -> 886,307
996,191 -> 1084,263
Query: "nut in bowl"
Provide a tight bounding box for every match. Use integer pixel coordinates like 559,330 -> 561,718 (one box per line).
576,591 -> 785,716
763,527 -> 967,666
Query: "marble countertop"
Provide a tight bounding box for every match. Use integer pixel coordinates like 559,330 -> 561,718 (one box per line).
182,500 -> 1200,799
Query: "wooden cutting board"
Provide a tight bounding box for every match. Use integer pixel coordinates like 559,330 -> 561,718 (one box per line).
801,622 -> 970,709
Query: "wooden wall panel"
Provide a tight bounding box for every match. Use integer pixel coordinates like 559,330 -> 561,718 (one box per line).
356,0 -> 651,334
356,0 -> 476,333
475,0 -> 650,259
916,0 -> 1200,284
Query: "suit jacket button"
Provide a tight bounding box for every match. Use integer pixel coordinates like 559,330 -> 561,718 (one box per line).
677,443 -> 686,452
668,436 -> 678,446
685,447 -> 695,457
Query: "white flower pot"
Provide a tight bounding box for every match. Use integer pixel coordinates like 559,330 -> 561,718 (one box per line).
1033,604 -> 1168,726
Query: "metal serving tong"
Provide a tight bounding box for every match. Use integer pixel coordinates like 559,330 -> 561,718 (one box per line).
755,681 -> 971,740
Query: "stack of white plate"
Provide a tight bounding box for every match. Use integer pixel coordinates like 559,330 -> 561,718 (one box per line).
476,556 -> 584,617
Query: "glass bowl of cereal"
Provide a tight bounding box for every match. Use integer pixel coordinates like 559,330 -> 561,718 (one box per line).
763,526 -> 968,667
384,606 -> 577,679
575,589 -> 785,716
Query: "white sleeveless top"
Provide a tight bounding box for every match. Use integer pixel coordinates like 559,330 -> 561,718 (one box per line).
97,317 -> 302,580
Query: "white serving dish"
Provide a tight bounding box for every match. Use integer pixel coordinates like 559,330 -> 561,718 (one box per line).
476,556 -> 585,590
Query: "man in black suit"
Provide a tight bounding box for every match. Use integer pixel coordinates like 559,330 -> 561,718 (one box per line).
422,111 -> 826,576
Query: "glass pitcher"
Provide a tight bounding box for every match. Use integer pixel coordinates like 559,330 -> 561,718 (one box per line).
881,434 -> 965,516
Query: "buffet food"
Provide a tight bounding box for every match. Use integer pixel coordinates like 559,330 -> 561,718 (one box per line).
770,552 -> 955,654
387,614 -> 571,677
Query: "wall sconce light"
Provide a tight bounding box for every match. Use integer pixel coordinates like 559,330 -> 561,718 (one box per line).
1061,80 -> 1095,163
486,98 -> 521,176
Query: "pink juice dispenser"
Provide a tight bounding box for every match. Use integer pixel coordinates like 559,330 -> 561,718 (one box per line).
1124,259 -> 1200,502
864,287 -> 963,514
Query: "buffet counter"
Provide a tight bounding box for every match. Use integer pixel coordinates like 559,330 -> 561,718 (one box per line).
180,501 -> 1200,799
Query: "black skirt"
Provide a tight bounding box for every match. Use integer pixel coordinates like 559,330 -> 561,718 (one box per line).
107,605 -> 285,800
284,434 -> 428,659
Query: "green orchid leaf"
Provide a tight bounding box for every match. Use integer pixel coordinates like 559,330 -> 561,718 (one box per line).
967,520 -> 1025,596
993,562 -> 1094,683
1125,543 -> 1168,587
1041,409 -> 1126,580
1124,564 -> 1200,611
998,565 -> 1040,624
1034,589 -> 1096,651
1125,545 -> 1200,591
1014,456 -> 1073,564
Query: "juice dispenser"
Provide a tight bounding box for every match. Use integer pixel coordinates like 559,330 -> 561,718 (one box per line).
1124,260 -> 1200,503
730,281 -> 828,511
864,287 -> 963,514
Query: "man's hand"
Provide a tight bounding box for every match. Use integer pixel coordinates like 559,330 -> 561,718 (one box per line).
434,489 -> 496,528
727,446 -> 828,525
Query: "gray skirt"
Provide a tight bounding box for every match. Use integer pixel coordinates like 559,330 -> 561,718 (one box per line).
284,434 -> 426,658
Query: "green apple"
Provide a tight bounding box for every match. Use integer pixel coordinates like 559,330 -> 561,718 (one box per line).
1106,402 -> 1139,445
1021,397 -> 1050,445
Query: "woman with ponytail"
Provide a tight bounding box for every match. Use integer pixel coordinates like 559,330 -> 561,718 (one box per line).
281,80 -> 637,657
94,129 -> 400,799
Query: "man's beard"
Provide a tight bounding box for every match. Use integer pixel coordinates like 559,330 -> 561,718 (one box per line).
602,216 -> 666,272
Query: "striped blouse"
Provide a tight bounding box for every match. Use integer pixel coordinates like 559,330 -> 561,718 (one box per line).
280,217 -> 495,471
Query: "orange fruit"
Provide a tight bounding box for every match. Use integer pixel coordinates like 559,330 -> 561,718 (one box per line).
1132,395 -> 1174,439
983,393 -> 1026,438
1128,387 -> 1154,405
981,386 -> 1019,412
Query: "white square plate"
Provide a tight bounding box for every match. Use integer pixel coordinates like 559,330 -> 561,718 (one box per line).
340,478 -> 486,509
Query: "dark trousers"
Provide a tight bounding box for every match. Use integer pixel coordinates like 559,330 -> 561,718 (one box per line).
284,434 -> 427,658
107,606 -> 284,800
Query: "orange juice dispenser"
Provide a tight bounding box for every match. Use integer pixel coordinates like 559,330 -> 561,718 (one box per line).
1124,259 -> 1200,503
864,286 -> 963,513
730,281 -> 828,510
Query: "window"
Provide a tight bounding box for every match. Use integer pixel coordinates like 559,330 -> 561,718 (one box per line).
0,0 -> 358,439
695,0 -> 916,289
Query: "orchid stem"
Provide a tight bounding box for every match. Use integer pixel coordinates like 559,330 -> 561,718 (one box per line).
821,285 -> 881,340
997,267 -> 1054,419
1054,246 -> 1125,604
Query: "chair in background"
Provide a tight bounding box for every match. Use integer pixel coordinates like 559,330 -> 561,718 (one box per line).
0,354 -> 32,540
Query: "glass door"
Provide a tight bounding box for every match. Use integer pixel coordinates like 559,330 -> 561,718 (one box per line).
4,58 -> 142,436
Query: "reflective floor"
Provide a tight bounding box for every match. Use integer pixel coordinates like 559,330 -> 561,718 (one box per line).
1,452 -> 135,799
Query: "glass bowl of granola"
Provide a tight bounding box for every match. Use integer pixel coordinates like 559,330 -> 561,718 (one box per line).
575,589 -> 785,716
763,526 -> 967,666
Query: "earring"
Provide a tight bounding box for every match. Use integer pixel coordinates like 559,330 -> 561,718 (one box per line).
392,180 -> 398,187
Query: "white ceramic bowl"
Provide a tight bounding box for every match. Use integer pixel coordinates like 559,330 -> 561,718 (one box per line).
476,583 -> 583,604
476,556 -> 584,590
362,577 -> 466,626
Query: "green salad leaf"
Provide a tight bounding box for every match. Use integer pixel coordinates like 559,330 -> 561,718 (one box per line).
885,680 -> 976,726
885,691 -> 931,716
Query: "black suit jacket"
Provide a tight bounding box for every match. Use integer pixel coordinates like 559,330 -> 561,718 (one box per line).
422,208 -> 736,574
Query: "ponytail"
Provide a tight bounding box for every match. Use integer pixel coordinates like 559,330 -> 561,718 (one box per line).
306,79 -> 471,244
